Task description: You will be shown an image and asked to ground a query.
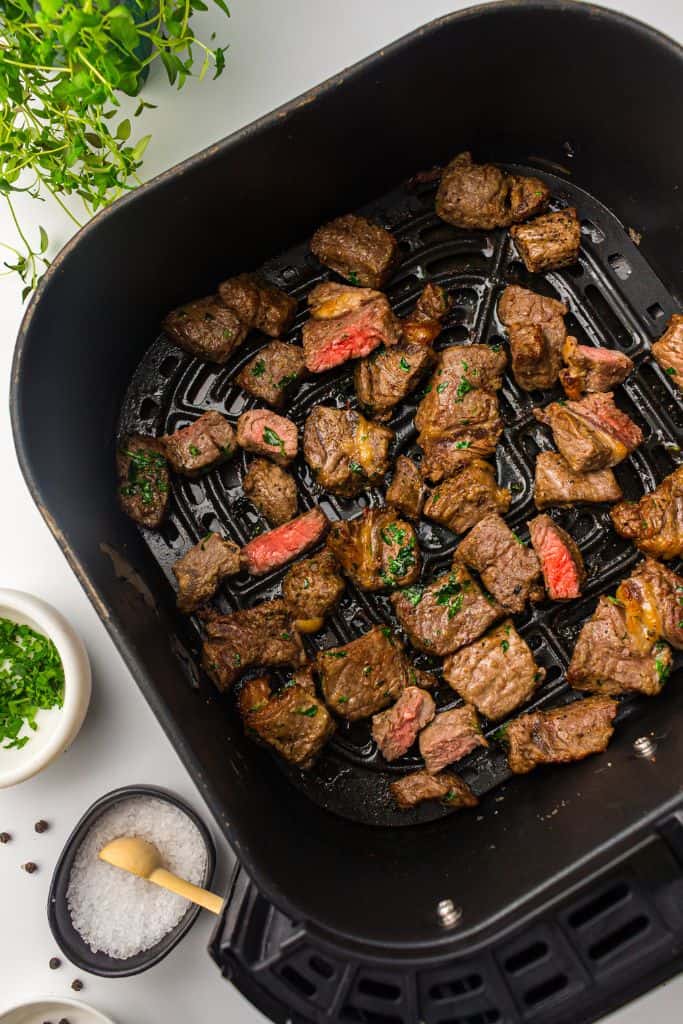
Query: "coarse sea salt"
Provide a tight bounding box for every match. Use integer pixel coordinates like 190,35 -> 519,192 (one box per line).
67,796 -> 208,959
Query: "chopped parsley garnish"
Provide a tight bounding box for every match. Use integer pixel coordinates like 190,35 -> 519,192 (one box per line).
348,460 -> 363,474
303,578 -> 310,590
666,367 -> 677,376
337,695 -> 349,703
399,357 -> 411,372
402,585 -> 424,607
443,789 -> 460,804
348,270 -> 360,286
534,670 -> 544,682
222,326 -> 234,339
362,665 -> 372,676
188,444 -> 201,457
381,626 -> 394,641
435,573 -> 467,619
380,537 -> 416,587
381,523 -> 407,545
280,632 -> 292,641
501,639 -> 509,653
454,440 -> 470,450
511,531 -> 526,546
0,618 -> 65,750
454,378 -> 473,402
277,373 -> 297,389
263,426 -> 285,452
324,650 -> 347,659
251,359 -> 266,377
233,653 -> 242,666
606,596 -> 623,606
491,343 -> 501,353
436,382 -> 448,394
297,705 -> 318,717
654,642 -> 671,683
121,446 -> 167,506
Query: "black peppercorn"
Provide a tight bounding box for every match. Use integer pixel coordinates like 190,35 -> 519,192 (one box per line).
71,979 -> 83,992
22,861 -> 37,873
0,832 -> 10,844
49,956 -> 61,970
35,819 -> 49,833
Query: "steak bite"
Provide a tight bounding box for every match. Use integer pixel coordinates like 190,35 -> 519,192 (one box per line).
327,509 -> 420,591
163,295 -> 247,364
310,214 -> 399,289
200,601 -> 305,691
282,549 -> 345,623
534,452 -> 623,510
443,620 -> 544,721
560,337 -> 633,400
355,340 -> 435,420
392,563 -> 504,656
386,455 -> 426,520
371,686 -> 436,762
424,460 -> 511,535
217,272 -> 297,338
510,207 -> 581,273
391,770 -> 478,811
498,285 -> 568,391
316,625 -> 415,720
117,435 -> 169,528
236,409 -> 298,467
160,411 -> 235,476
435,152 -> 550,230
303,406 -> 393,497
240,508 -> 329,577
236,342 -> 306,408
419,705 -> 487,774
503,697 -> 617,775
400,283 -> 452,347
528,515 -> 586,601
456,513 -> 544,614
302,282 -> 401,373
173,533 -> 241,613
610,466 -> 683,560
617,559 -> 683,651
534,392 -> 643,473
238,676 -> 334,769
652,314 -> 683,387
243,459 -> 298,527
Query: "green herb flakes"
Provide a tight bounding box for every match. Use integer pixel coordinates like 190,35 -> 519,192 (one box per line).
324,650 -> 347,659
399,357 -> 411,372
454,378 -> 473,402
666,367 -> 677,376
435,574 -> 465,619
402,585 -> 424,608
436,382 -> 448,394
263,426 -> 285,452
454,441 -> 471,450
349,460 -> 363,474
251,359 -> 266,378
337,695 -> 349,703
501,639 -> 509,653
348,271 -> 360,286
188,444 -> 200,457
297,705 -> 318,717
0,618 -> 65,750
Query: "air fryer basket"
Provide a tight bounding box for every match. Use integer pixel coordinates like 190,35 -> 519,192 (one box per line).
11,0 -> 683,964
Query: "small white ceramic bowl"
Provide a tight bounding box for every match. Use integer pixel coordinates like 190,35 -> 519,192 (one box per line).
0,997 -> 115,1024
0,589 -> 91,788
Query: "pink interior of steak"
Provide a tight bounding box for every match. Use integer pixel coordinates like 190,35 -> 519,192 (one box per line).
531,522 -> 582,599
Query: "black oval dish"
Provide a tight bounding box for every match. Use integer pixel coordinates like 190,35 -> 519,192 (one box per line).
48,784 -> 216,977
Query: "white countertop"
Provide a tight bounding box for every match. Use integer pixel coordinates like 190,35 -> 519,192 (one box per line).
1,2 -> 682,1021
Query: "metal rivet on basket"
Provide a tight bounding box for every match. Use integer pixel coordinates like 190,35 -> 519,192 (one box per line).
633,736 -> 657,759
437,899 -> 462,928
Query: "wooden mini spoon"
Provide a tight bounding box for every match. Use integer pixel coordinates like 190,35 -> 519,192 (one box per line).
99,836 -> 224,915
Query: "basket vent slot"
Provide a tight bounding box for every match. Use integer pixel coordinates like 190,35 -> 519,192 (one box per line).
647,301 -> 665,321
279,964 -> 317,997
608,253 -> 632,280
504,941 -> 548,974
309,954 -> 335,979
358,977 -> 402,1002
588,914 -> 649,962
568,881 -> 630,929
429,973 -> 483,1001
523,972 -> 568,1006
435,1011 -> 500,1024
341,1006 -> 403,1024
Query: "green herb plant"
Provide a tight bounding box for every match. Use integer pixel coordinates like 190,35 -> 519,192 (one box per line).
0,616 -> 65,749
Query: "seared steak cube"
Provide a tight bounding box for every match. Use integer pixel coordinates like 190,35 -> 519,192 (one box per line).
327,509 -> 420,591
163,295 -> 247,364
160,411 -> 235,476
316,625 -> 415,720
236,342 -> 306,408
652,314 -> 683,387
535,392 -> 642,473
172,533 -> 240,613
218,273 -> 297,338
303,406 -> 393,497
117,435 -> 169,529
391,770 -> 477,811
282,549 -> 345,623
456,514 -> 544,613
435,152 -> 549,230
243,458 -> 298,526
510,207 -> 581,273
386,455 -> 426,520
560,337 -> 633,400
371,686 -> 435,762
200,601 -> 305,691
503,697 -> 617,775
400,282 -> 452,347
310,214 -> 398,288
534,452 -> 622,510
419,705 -> 487,774
498,284 -> 568,391
241,508 -> 329,576
392,563 -> 504,656
617,558 -> 683,651
443,620 -> 544,721
302,282 -> 401,373
498,284 -> 567,330
610,466 -> 683,560
355,341 -> 435,419
424,460 -> 511,535
238,676 -> 334,768
528,515 -> 586,601
236,409 -> 298,467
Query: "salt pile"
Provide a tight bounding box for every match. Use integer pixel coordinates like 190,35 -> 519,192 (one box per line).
67,796 -> 208,959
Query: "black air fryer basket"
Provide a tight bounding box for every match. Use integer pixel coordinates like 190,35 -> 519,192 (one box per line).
11,3 -> 683,1022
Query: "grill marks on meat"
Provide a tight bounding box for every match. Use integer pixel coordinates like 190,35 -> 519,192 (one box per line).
560,337 -> 633,400
456,514 -> 544,614
610,466 -> 683,560
200,601 -> 305,691
317,626 -> 416,720
371,686 -> 435,762
534,452 -> 623,510
173,533 -> 240,613
302,282 -> 400,373
391,770 -> 478,811
435,152 -> 550,230
419,704 -> 487,774
303,406 -> 393,497
240,508 -> 329,577
443,620 -> 544,721
534,392 -> 643,473
386,455 -> 426,520
117,435 -> 169,528
503,697 -> 617,775
243,459 -> 297,527
282,549 -> 345,623
236,342 -> 306,408
424,460 -> 511,535
327,509 -> 420,591
236,409 -> 298,467
238,676 -> 334,769
652,314 -> 683,387
160,411 -> 235,476
528,515 -> 586,600
163,295 -> 247,364
616,558 -> 683,652
498,285 -> 568,390
310,214 -> 398,289
217,273 -> 297,339
510,207 -> 581,273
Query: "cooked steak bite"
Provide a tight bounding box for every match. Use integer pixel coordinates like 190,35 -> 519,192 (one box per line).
528,515 -> 586,601
317,625 -> 415,720
560,337 -> 633,400
616,558 -> 683,651
173,533 -> 241,613
282,549 -> 345,622
243,458 -> 297,527
510,207 -> 581,273
435,152 -> 549,230
327,509 -> 420,591
117,435 -> 169,528
456,513 -> 544,614
163,295 -> 247,364
236,409 -> 298,467
241,508 -> 329,576
310,214 -> 398,289
652,314 -> 683,387
503,697 -> 617,775
303,406 -> 393,497
302,282 -> 401,373
392,563 -> 504,656
236,342 -> 306,408
371,686 -> 435,762
534,452 -> 622,510
534,392 -> 643,473
400,283 -> 452,347
160,411 -> 235,476
419,705 -> 487,774
217,272 -> 297,338
238,676 -> 334,768
443,620 -> 544,721
355,341 -> 435,419
498,284 -> 568,328
391,770 -> 478,811
386,455 -> 426,519
200,601 -> 305,691
610,466 -> 683,560
424,460 -> 511,535
498,285 -> 568,391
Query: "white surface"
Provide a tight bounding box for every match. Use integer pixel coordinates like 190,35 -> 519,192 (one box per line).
0,998 -> 115,1024
0,1 -> 682,1022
